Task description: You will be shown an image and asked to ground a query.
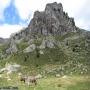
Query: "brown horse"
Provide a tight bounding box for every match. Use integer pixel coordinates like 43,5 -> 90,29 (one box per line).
26,76 -> 37,85
20,75 -> 37,85
20,76 -> 27,83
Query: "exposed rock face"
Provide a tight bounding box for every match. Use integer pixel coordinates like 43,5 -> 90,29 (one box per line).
0,63 -> 21,73
29,2 -> 77,36
40,39 -> 55,49
10,28 -> 30,42
39,50 -> 44,55
23,44 -> 36,53
6,39 -> 18,54
5,63 -> 21,72
8,2 -> 78,43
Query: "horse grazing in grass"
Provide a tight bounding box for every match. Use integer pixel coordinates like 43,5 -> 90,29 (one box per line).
26,76 -> 37,85
20,75 -> 37,85
20,76 -> 27,83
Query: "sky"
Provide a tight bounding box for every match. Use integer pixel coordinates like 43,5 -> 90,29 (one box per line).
0,0 -> 90,38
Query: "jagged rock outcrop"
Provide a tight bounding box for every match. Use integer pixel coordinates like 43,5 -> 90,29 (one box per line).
29,2 -> 77,36
10,28 -> 30,42
23,44 -> 36,53
0,63 -> 21,73
39,39 -> 55,49
6,39 -> 18,54
8,2 -> 79,44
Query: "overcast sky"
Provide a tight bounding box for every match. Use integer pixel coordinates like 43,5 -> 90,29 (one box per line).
0,0 -> 90,38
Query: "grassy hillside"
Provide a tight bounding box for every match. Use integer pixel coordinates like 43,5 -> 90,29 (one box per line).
0,32 -> 90,75
0,31 -> 90,89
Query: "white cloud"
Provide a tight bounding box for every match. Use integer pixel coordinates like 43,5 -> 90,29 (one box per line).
0,24 -> 23,38
61,0 -> 86,17
0,0 -> 11,20
14,0 -> 32,20
75,19 -> 90,30
74,0 -> 90,30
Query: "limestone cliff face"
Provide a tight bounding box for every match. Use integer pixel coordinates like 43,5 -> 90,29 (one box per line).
29,2 -> 77,35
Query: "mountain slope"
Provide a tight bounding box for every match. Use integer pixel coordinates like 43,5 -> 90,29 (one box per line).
0,2 -> 90,76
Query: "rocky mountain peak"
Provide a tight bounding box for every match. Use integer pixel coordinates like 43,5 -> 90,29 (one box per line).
9,2 -> 78,43
45,2 -> 63,15
29,2 -> 77,36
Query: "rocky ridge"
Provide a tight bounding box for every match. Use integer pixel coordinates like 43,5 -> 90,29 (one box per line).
10,2 -> 78,42
5,2 -> 80,54
29,2 -> 77,35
